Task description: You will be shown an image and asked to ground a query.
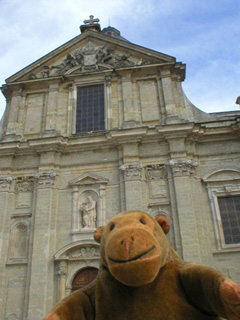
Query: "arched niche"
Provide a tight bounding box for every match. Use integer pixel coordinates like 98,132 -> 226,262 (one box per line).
69,173 -> 109,242
8,221 -> 30,263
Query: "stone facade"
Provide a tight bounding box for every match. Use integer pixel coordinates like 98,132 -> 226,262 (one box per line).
0,17 -> 240,320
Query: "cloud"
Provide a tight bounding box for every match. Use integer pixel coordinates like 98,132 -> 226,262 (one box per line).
0,0 -> 239,118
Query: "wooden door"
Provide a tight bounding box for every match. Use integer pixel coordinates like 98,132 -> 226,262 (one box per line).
72,267 -> 98,292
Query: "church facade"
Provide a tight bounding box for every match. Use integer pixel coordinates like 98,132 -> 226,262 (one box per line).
0,17 -> 239,320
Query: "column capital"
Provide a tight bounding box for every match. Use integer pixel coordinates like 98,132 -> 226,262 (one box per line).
168,159 -> 198,177
120,162 -> 142,181
0,176 -> 12,191
35,172 -> 56,188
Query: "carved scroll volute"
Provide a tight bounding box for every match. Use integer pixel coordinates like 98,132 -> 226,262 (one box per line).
120,162 -> 143,181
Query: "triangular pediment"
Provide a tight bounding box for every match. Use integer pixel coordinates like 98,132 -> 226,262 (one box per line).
69,172 -> 109,186
6,30 -> 176,83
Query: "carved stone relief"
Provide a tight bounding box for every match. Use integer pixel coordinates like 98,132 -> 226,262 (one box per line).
168,159 -> 198,177
120,162 -> 142,181
69,173 -> 108,240
32,42 -> 159,79
15,176 -> 34,208
35,172 -> 56,188
146,165 -> 168,199
70,246 -> 100,259
78,191 -> 98,229
15,177 -> 34,192
0,176 -> 12,191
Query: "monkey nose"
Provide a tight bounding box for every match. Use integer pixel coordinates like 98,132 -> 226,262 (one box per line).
121,237 -> 135,258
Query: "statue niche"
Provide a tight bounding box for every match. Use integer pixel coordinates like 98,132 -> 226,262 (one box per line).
78,192 -> 98,229
69,173 -> 108,241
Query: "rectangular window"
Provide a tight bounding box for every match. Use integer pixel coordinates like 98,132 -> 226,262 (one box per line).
76,85 -> 105,133
218,196 -> 240,245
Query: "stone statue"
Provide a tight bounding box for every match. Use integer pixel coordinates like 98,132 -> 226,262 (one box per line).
79,196 -> 97,228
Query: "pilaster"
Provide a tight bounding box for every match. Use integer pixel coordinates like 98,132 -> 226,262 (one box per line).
121,74 -> 138,127
168,158 -> 201,263
160,70 -> 178,123
120,161 -> 142,211
27,171 -> 56,320
44,81 -> 60,134
0,176 -> 13,319
6,86 -> 22,136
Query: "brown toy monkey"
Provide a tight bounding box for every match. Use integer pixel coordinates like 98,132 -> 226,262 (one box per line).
44,211 -> 240,320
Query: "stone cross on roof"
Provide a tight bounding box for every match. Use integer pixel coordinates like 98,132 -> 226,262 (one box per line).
84,15 -> 100,25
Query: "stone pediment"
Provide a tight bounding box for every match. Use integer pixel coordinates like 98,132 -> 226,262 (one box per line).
6,30 -> 176,83
202,168 -> 240,183
69,173 -> 109,187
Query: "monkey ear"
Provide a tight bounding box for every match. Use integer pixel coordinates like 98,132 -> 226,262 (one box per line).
94,226 -> 104,243
155,216 -> 170,234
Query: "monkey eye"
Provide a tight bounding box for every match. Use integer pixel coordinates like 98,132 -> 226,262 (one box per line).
110,223 -> 115,231
140,219 -> 146,225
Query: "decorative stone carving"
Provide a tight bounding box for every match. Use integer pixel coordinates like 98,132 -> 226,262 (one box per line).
168,159 -> 198,177
70,246 -> 100,259
145,164 -> 168,180
0,176 -> 12,191
78,193 -> 97,229
29,72 -> 37,80
41,65 -> 50,78
35,172 -> 56,188
52,54 -> 79,74
69,173 -> 108,238
51,43 -> 157,75
57,266 -> 67,278
15,176 -> 34,192
146,165 -> 168,199
120,162 -> 142,181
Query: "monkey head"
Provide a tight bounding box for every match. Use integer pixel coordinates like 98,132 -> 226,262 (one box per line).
94,211 -> 171,287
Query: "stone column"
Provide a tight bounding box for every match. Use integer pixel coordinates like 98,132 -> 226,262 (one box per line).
27,172 -> 56,320
106,76 -> 112,130
120,162 -> 143,211
72,186 -> 80,231
67,82 -> 74,135
57,262 -> 67,301
168,159 -> 201,263
99,185 -> 106,226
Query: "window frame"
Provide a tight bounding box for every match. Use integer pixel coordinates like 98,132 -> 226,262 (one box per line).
203,168 -> 240,250
212,189 -> 240,249
70,80 -> 109,135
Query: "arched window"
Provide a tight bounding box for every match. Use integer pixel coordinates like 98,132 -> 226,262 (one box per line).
72,267 -> 98,292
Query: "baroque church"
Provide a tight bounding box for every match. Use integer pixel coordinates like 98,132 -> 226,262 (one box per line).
0,16 -> 239,320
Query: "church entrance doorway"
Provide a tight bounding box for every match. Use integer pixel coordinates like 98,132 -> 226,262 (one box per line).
72,267 -> 98,292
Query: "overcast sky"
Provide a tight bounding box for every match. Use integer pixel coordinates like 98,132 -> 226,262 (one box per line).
0,0 -> 239,119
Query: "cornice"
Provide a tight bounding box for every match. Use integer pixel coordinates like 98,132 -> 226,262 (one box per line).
0,120 -> 238,156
